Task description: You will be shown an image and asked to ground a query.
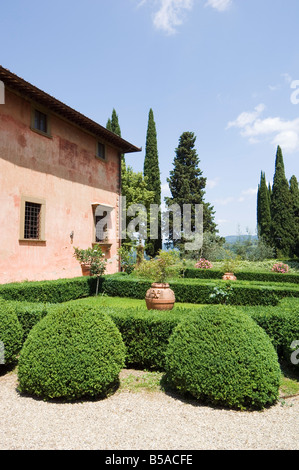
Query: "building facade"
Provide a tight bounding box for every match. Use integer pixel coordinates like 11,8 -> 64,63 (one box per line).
0,66 -> 140,284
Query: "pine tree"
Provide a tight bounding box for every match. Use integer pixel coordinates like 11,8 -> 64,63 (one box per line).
257,171 -> 272,245
289,175 -> 299,257
165,131 -> 217,253
270,146 -> 295,256
143,109 -> 162,257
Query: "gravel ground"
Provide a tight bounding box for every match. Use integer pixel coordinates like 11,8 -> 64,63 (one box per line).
1,369 -> 299,450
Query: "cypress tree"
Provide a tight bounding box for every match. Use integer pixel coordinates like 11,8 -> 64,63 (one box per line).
143,109 -> 162,257
270,146 -> 295,256
165,131 -> 217,253
289,175 -> 299,257
257,171 -> 272,245
106,108 -> 127,187
106,108 -> 122,137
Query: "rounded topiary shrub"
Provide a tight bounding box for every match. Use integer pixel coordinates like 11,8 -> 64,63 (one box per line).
164,306 -> 281,410
17,303 -> 126,400
0,300 -> 23,367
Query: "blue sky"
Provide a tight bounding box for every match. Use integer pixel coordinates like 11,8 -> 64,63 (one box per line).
1,0 -> 299,237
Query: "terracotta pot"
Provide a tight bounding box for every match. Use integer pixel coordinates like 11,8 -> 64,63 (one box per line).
222,272 -> 237,281
145,283 -> 175,311
81,264 -> 91,276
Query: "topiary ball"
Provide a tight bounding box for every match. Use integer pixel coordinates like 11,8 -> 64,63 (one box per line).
0,300 -> 23,367
17,303 -> 126,400
165,306 -> 281,410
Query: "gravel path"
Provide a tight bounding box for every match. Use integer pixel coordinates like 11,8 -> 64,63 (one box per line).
1,369 -> 299,450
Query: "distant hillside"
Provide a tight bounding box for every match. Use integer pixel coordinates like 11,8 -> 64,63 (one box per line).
225,235 -> 258,245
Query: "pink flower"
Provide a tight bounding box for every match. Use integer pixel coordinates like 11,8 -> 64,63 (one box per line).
272,262 -> 289,273
195,258 -> 213,269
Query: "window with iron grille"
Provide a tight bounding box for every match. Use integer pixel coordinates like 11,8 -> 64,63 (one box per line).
24,202 -> 41,239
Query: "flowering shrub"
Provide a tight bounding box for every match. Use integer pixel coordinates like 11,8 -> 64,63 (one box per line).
195,258 -> 213,269
272,262 -> 289,273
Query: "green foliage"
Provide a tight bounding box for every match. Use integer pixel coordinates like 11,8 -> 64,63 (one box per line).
242,302 -> 297,358
118,246 -> 136,274
17,303 -> 126,400
143,108 -> 162,257
121,165 -> 155,244
12,301 -> 52,341
108,307 -> 186,370
73,245 -> 107,276
257,171 -> 272,245
270,146 -> 296,257
165,131 -> 217,251
0,276 -> 99,303
183,267 -> 299,284
0,300 -> 23,366
135,249 -> 181,283
164,307 -> 281,410
289,175 -> 299,257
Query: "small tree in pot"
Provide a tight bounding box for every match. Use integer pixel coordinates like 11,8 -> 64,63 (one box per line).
73,245 -> 107,295
135,250 -> 181,310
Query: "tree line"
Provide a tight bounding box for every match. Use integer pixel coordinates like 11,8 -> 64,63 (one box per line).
106,108 -> 218,258
257,145 -> 299,258
107,109 -> 298,261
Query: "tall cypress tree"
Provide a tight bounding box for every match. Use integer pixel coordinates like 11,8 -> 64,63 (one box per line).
257,171 -> 272,245
143,109 -> 162,257
289,175 -> 299,257
106,108 -> 122,136
270,146 -> 295,256
165,131 -> 217,253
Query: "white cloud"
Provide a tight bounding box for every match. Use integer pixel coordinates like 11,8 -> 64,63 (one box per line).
152,0 -> 194,34
227,104 -> 299,153
206,177 -> 220,189
205,0 -> 232,12
137,0 -> 232,34
214,196 -> 234,206
282,72 -> 293,84
238,187 -> 257,202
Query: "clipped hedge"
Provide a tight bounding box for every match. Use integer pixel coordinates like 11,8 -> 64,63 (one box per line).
18,303 -> 126,401
1,275 -> 298,306
164,307 -> 281,410
106,306 -> 193,370
101,277 -> 290,306
184,268 -> 299,284
11,301 -> 52,341
0,300 -> 23,366
0,276 -> 99,303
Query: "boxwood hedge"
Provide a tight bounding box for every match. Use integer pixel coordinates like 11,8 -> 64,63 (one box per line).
1,275 -> 298,306
17,303 -> 126,401
164,307 -> 281,410
0,299 -> 23,366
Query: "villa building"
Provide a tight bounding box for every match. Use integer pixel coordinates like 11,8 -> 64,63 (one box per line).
0,66 -> 141,283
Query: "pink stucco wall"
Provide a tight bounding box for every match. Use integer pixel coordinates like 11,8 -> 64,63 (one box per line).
0,89 -> 121,283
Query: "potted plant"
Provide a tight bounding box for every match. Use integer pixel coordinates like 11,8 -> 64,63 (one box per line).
73,245 -> 107,295
221,255 -> 238,281
135,250 -> 181,310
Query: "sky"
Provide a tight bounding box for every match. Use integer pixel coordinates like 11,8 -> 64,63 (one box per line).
1,0 -> 299,237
